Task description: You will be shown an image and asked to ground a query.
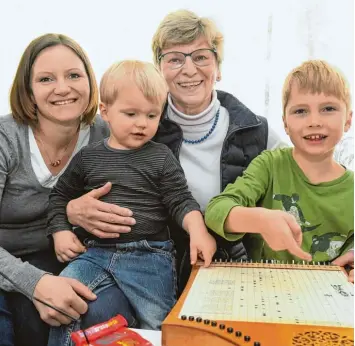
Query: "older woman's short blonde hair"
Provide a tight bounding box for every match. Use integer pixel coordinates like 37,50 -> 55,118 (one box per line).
100,60 -> 168,109
10,33 -> 98,126
282,60 -> 352,115
152,9 -> 224,69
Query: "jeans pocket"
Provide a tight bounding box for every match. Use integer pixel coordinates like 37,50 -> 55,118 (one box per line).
141,240 -> 175,257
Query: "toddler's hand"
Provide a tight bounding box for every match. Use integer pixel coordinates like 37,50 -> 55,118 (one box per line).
53,231 -> 86,263
190,229 -> 216,268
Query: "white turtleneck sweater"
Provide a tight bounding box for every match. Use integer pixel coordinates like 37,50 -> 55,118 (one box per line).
167,90 -> 287,212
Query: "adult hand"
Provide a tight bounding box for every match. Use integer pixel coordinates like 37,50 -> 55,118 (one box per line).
259,209 -> 312,261
66,182 -> 136,238
33,274 -> 97,326
332,250 -> 354,283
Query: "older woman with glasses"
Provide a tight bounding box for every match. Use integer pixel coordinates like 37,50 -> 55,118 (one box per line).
66,9 -> 287,296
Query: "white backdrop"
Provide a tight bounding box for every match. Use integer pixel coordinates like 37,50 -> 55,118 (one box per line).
1,0 -> 353,164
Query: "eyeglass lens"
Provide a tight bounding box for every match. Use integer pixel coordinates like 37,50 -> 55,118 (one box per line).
162,49 -> 215,69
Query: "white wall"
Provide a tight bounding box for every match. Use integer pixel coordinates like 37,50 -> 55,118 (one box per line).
1,0 -> 353,163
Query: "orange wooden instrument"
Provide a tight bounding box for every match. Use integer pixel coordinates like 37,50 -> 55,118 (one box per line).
162,260 -> 354,346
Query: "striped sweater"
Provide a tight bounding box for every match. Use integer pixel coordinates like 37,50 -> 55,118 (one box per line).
47,139 -> 200,242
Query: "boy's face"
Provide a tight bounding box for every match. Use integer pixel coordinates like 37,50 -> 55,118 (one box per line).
100,84 -> 163,150
283,83 -> 352,158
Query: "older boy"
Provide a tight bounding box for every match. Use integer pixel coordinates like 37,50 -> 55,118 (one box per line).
47,60 -> 216,340
205,60 -> 353,264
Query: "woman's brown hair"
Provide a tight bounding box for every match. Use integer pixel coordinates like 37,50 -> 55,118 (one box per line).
10,33 -> 98,126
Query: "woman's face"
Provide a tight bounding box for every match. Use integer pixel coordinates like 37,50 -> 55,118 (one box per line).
31,45 -> 90,126
160,36 -> 220,115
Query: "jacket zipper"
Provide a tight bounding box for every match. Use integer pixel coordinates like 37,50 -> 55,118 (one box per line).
165,118 -> 184,159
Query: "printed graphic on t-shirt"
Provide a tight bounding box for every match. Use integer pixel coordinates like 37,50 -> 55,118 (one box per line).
311,233 -> 347,258
273,193 -> 321,232
273,193 -> 345,260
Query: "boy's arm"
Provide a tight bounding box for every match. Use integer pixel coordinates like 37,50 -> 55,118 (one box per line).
205,151 -> 312,261
182,210 -> 217,266
159,150 -> 216,266
159,150 -> 201,227
205,151 -> 271,241
47,151 -> 86,235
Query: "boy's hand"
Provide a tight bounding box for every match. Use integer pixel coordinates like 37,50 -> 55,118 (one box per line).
332,250 -> 354,283
259,209 -> 312,261
190,229 -> 217,268
53,231 -> 86,263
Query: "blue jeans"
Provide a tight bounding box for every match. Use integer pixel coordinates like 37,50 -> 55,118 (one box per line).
0,291 -> 14,346
48,240 -> 177,346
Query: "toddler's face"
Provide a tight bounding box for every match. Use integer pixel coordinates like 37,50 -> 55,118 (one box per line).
101,84 -> 163,150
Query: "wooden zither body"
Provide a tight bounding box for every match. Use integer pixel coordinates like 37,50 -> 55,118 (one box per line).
162,261 -> 354,346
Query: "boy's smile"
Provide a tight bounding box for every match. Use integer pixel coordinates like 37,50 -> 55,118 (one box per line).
303,133 -> 328,143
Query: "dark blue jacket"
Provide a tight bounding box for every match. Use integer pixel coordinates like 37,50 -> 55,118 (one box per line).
153,90 -> 268,293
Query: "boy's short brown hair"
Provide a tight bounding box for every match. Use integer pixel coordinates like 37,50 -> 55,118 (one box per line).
100,60 -> 168,109
282,60 -> 351,115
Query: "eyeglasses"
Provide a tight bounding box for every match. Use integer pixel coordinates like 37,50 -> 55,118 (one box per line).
158,48 -> 217,70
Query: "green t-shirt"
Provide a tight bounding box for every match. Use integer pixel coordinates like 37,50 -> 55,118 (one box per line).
205,148 -> 354,262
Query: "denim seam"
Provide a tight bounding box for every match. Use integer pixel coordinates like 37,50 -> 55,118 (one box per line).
171,255 -> 178,301
105,251 -> 140,328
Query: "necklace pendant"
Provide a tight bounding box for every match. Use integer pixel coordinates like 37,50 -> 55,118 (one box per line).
51,160 -> 61,167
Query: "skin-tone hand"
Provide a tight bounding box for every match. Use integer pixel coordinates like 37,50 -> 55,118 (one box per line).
332,250 -> 354,283
66,182 -> 136,238
258,209 -> 312,261
33,274 -> 97,326
190,229 -> 217,267
226,207 -> 312,261
183,211 -> 217,267
53,231 -> 86,263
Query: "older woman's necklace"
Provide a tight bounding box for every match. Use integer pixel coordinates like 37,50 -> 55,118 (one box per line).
35,127 -> 79,167
182,108 -> 220,144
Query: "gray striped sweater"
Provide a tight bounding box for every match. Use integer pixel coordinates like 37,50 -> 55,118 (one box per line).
47,139 -> 200,242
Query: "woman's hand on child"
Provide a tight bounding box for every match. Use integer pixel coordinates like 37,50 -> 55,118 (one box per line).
332,250 -> 354,283
66,182 -> 136,239
260,209 -> 312,261
53,231 -> 86,263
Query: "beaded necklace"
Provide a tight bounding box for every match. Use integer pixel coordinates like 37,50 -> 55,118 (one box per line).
182,108 -> 220,144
